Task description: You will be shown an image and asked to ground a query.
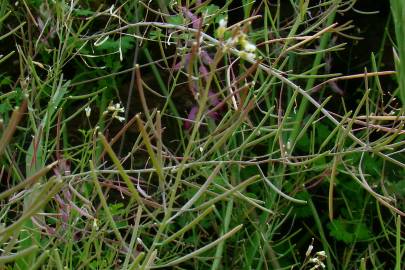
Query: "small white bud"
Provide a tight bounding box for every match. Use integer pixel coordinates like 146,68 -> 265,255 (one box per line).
286,140 -> 291,150
92,219 -> 99,230
85,106 -> 91,118
217,18 -> 228,39
219,18 -> 227,28
107,104 -> 115,111
305,244 -> 313,257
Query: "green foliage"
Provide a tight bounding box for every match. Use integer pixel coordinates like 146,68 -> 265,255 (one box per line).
0,75 -> 11,88
0,1 -> 404,270
96,36 -> 135,53
290,191 -> 312,218
328,219 -> 371,244
167,15 -> 184,25
390,0 -> 405,108
200,4 -> 219,15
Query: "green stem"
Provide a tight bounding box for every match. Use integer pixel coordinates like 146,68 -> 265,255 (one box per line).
289,3 -> 339,146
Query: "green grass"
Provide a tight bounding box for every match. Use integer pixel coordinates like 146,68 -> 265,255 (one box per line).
0,1 -> 404,269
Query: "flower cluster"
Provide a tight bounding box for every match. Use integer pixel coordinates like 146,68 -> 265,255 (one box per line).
235,32 -> 257,61
304,240 -> 327,270
217,19 -> 257,61
174,7 -> 258,130
308,251 -> 327,270
103,102 -> 125,122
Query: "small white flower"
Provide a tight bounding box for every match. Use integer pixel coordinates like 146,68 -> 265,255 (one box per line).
219,18 -> 227,28
114,103 -> 125,113
85,106 -> 91,118
239,51 -> 256,61
217,18 -> 228,39
92,219 -> 99,230
104,101 -> 125,121
316,251 -> 326,258
244,42 -> 257,52
107,103 -> 115,111
116,116 -> 125,122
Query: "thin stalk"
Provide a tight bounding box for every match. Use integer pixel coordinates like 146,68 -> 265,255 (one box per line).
152,225 -> 243,269
29,250 -> 50,270
89,160 -> 125,246
211,199 -> 233,270
0,161 -> 58,201
0,99 -> 27,157
161,206 -> 214,245
395,215 -> 402,270
0,246 -> 38,265
289,4 -> 339,145
98,133 -> 144,207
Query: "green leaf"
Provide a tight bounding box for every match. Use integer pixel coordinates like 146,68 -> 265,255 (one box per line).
390,180 -> 405,196
0,102 -> 11,115
149,29 -> 163,41
96,36 -> 135,53
109,203 -> 125,216
167,15 -> 184,25
200,4 -> 219,16
328,219 -> 371,244
116,220 -> 128,229
0,75 -> 12,87
328,219 -> 353,244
